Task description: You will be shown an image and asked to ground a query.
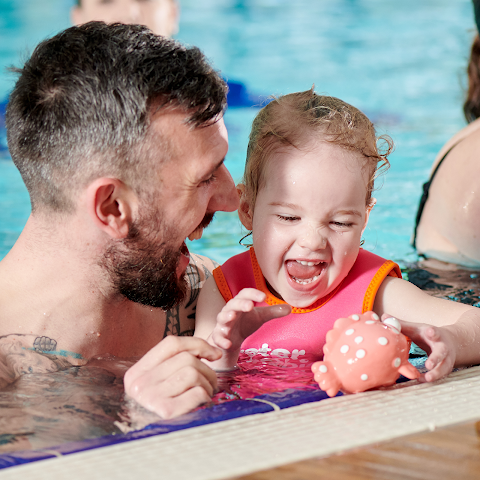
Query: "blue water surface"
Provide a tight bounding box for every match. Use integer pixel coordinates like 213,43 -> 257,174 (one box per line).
0,0 -> 475,265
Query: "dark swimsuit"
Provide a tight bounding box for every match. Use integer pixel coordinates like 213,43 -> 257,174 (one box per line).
412,143 -> 459,248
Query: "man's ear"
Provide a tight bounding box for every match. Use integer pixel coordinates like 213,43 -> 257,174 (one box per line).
361,197 -> 376,235
237,184 -> 254,231
86,178 -> 137,239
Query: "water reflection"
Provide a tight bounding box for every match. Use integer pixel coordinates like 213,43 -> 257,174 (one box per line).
0,354 -> 318,453
0,262 -> 476,455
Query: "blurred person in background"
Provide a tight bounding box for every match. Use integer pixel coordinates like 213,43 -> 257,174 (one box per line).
71,0 -> 180,38
413,0 -> 480,268
71,0 -> 259,107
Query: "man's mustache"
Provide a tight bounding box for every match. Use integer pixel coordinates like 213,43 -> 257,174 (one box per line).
198,212 -> 215,230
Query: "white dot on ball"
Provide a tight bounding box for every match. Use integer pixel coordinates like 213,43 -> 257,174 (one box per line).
351,315 -> 360,321
378,337 -> 388,346
354,336 -> 363,344
340,345 -> 349,354
356,349 -> 366,359
365,320 -> 375,325
347,358 -> 354,365
345,329 -> 354,336
383,317 -> 401,333
319,365 -> 328,373
394,357 -> 401,368
372,313 -> 380,320
361,374 -> 368,381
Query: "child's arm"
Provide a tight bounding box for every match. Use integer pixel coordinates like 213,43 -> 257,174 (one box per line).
374,276 -> 480,382
194,276 -> 291,371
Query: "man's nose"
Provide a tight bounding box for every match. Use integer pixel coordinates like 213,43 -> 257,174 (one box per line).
208,164 -> 239,213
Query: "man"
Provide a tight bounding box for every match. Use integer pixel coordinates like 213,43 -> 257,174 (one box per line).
0,22 -> 238,419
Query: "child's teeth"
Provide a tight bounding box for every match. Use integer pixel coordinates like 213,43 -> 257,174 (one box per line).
297,260 -> 320,266
293,275 -> 320,285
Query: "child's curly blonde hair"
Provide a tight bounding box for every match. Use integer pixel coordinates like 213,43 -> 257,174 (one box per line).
242,89 -> 393,209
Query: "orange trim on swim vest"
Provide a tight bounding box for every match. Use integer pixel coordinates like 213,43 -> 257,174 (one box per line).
213,266 -> 234,303
249,248 -> 342,314
362,260 -> 402,313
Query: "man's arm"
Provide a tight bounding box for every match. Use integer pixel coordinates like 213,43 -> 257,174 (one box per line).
163,253 -> 219,338
123,253 -> 223,419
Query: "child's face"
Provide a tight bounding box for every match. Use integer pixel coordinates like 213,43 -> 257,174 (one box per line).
248,141 -> 372,308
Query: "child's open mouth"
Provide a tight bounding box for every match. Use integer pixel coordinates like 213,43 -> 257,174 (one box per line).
285,259 -> 326,286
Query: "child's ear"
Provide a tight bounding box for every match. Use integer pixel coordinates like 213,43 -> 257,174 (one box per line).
237,184 -> 254,231
361,197 -> 376,235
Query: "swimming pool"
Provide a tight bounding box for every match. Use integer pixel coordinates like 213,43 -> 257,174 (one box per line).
0,0 -> 476,266
0,0 -> 477,469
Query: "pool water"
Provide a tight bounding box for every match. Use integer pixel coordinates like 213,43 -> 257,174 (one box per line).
0,0 -> 476,266
0,0 -> 478,465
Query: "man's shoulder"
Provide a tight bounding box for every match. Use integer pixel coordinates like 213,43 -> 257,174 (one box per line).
162,253 -> 219,338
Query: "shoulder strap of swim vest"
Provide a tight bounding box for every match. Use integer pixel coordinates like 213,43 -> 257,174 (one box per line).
213,249 -> 255,303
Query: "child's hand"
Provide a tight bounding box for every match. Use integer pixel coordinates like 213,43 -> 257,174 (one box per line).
210,288 -> 291,352
393,316 -> 457,383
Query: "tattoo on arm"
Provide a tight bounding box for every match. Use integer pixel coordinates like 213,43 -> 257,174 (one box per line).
185,261 -> 201,309
163,255 -> 218,338
163,306 -> 181,337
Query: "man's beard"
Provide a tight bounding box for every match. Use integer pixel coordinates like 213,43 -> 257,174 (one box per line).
100,213 -> 188,311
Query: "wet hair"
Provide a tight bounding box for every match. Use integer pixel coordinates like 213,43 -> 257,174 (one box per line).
6,22 -> 227,213
242,89 -> 392,209
464,35 -> 480,123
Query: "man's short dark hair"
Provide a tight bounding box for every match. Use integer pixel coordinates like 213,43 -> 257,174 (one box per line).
6,22 -> 227,212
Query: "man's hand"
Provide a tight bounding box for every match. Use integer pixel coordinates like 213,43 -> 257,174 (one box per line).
123,336 -> 222,419
396,318 -> 457,383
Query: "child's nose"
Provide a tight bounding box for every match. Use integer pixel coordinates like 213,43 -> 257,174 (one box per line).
298,225 -> 327,251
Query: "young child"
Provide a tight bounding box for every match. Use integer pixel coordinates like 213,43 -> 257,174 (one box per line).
194,89 -> 480,383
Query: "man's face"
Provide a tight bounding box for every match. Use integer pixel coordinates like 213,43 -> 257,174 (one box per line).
102,111 -> 238,309
151,112 -> 239,272
72,0 -> 179,38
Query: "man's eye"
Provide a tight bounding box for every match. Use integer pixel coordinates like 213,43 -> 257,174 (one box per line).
201,175 -> 216,186
277,215 -> 299,222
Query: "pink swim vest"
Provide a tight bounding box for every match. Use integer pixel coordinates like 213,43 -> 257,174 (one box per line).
213,248 -> 401,363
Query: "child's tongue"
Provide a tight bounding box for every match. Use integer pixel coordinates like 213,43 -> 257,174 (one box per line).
285,260 -> 324,280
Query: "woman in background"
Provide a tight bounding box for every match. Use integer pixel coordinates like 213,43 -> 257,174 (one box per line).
413,0 -> 480,268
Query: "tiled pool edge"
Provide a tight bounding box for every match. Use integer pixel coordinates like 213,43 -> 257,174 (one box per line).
0,387 -> 336,469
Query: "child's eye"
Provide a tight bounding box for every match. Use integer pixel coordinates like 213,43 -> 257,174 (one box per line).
331,221 -> 353,228
277,215 -> 299,222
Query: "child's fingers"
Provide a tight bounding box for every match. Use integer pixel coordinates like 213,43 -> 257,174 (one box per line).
221,298 -> 255,317
254,304 -> 291,324
423,355 -> 454,382
211,332 -> 233,350
394,319 -> 432,354
235,288 -> 267,303
421,328 -> 455,382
